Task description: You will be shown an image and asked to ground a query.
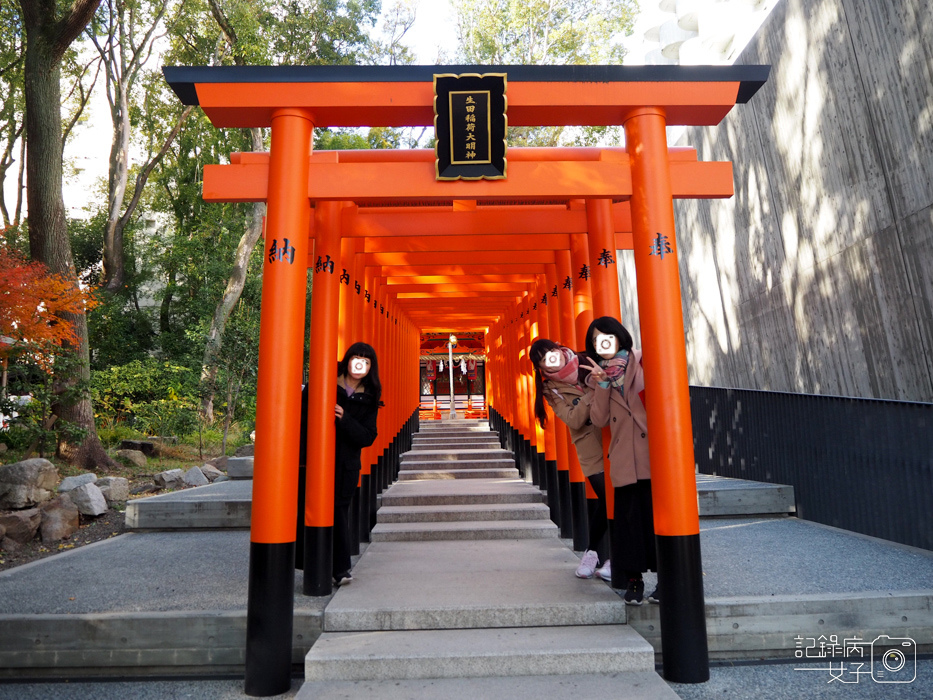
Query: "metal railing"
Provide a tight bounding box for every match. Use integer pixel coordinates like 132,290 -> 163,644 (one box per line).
690,386 -> 933,551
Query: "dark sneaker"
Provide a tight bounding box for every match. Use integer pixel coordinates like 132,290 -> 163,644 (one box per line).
624,578 -> 645,605
648,586 -> 659,604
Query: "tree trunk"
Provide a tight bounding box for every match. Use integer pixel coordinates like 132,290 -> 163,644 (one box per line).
21,0 -> 114,468
200,126 -> 265,419
101,85 -> 130,292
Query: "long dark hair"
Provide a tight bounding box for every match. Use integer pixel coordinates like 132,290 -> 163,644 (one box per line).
584,316 -> 633,367
529,338 -> 561,429
338,342 -> 383,404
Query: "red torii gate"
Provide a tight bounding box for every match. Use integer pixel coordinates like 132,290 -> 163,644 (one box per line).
165,63 -> 768,696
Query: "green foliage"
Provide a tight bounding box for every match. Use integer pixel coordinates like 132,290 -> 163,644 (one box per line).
91,358 -> 199,435
0,351 -> 89,456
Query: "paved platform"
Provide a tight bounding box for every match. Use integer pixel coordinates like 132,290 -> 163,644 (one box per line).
122,472 -> 795,530
0,419 -> 930,698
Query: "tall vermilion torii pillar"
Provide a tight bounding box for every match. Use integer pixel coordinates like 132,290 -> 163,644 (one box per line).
625,107 -> 707,682
245,109 -> 313,698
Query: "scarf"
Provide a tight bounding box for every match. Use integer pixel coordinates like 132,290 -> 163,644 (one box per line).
599,349 -> 629,394
541,347 -> 580,386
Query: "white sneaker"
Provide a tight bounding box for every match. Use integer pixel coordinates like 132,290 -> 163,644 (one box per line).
595,559 -> 611,582
575,550 -> 599,579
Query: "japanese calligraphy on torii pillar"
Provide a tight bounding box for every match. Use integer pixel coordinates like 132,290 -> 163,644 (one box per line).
434,73 -> 507,181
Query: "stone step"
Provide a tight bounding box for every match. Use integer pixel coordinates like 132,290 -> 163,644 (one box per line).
399,459 -> 516,470
296,671 -> 680,700
371,519 -> 558,542
378,502 -> 551,523
304,625 -> 653,682
410,437 -> 500,447
125,481 -> 252,530
381,480 -> 546,507
697,473 -> 796,515
322,539 -> 624,632
398,468 -> 520,480
401,449 -> 514,463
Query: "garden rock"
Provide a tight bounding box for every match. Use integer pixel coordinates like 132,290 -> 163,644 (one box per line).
234,444 -> 254,457
119,440 -> 155,456
199,464 -> 224,482
154,469 -> 184,490
0,508 -> 42,544
59,473 -> 97,493
214,475 -> 231,483
208,455 -> 229,470
0,458 -> 59,509
1,537 -> 23,553
40,495 -> 79,542
69,483 -> 109,516
0,443 -> 7,453
183,466 -> 209,487
116,449 -> 147,468
96,476 -> 130,503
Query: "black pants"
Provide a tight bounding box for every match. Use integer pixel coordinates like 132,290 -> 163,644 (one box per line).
332,467 -> 360,578
296,466 -> 360,578
614,478 -> 657,577
586,472 -> 609,553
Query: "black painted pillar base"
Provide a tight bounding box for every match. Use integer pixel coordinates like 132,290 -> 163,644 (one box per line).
359,473 -> 372,543
657,533 -> 709,683
536,451 -> 548,496
557,470 -> 573,538
570,480 -> 588,551
545,458 -> 560,524
349,488 -> 360,556
609,513 -> 625,589
245,541 -> 295,697
302,525 -> 333,596
369,467 -> 378,531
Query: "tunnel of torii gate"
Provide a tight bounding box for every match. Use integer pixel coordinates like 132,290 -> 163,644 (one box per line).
164,63 -> 769,696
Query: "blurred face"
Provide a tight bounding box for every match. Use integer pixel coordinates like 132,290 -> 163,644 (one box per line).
349,356 -> 371,380
542,349 -> 566,371
592,330 -> 618,359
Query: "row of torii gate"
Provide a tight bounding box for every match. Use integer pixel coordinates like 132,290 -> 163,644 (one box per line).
165,64 -> 769,697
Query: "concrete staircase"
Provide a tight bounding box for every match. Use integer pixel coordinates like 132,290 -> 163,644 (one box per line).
298,419 -> 678,698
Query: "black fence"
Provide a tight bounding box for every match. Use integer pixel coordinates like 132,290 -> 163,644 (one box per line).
690,386 -> 933,552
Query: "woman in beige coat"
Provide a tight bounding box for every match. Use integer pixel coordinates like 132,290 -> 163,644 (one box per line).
583,316 -> 658,606
529,338 -> 610,580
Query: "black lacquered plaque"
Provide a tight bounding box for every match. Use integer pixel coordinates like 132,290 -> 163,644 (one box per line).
434,73 -> 507,180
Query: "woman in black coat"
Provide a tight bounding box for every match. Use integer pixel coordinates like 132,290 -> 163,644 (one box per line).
297,342 -> 382,587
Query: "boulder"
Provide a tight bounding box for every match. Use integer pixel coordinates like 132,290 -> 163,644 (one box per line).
154,468 -> 185,490
0,442 -> 7,453
96,476 -> 130,503
0,458 -> 59,509
234,443 -> 254,457
119,440 -> 155,456
199,464 -> 225,482
68,483 -> 109,516
1,537 -> 24,553
183,466 -> 210,487
131,483 -> 159,496
0,508 -> 41,544
59,473 -> 97,493
115,449 -> 147,468
213,475 -> 231,483
0,522 -> 6,539
207,455 -> 229,470
40,495 -> 79,542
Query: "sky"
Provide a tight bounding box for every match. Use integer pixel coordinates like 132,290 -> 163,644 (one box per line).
58,2 -> 461,218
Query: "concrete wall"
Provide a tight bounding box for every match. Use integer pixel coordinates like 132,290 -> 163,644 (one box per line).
620,0 -> 933,402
